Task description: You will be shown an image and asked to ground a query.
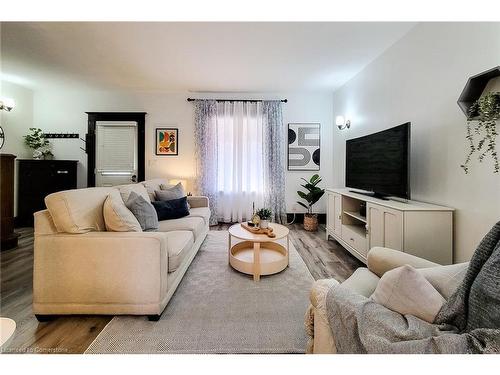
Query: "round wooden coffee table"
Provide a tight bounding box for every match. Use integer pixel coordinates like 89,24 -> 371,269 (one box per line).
228,223 -> 290,281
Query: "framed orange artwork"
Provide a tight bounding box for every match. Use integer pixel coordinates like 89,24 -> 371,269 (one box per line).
155,128 -> 178,156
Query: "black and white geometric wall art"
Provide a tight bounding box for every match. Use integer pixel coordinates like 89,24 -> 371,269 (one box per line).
288,123 -> 320,171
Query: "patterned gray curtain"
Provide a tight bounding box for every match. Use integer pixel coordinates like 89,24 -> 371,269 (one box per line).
262,101 -> 286,223
194,100 -> 219,225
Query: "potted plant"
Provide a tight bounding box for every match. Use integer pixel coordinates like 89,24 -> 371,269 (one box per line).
297,174 -> 325,231
24,128 -> 52,160
256,208 -> 272,229
461,92 -> 500,174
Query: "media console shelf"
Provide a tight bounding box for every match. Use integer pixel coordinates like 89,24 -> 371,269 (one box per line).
326,188 -> 454,265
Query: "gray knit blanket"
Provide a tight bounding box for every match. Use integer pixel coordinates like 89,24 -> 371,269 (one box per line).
326,222 -> 500,354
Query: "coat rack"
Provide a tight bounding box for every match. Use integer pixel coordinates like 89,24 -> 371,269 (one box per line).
43,132 -> 79,139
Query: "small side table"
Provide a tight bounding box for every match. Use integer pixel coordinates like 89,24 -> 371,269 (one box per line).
228,223 -> 290,281
0,318 -> 16,349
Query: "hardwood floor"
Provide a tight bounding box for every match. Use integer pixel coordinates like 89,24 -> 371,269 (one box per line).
0,224 -> 362,354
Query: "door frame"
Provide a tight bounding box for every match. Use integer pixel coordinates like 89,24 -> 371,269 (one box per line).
86,112 -> 146,187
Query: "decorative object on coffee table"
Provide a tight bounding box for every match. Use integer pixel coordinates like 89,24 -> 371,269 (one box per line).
228,222 -> 289,281
256,208 -> 272,229
156,128 -> 178,155
297,174 -> 325,232
241,222 -> 276,238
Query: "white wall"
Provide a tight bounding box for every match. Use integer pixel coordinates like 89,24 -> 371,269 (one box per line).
1,81 -> 34,215
332,23 -> 500,263
2,85 -> 333,214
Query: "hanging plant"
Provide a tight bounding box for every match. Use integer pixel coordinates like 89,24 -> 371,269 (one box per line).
461,92 -> 500,174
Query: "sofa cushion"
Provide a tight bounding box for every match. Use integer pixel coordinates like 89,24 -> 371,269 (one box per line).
371,265 -> 446,323
45,187 -> 113,233
158,216 -> 205,240
118,183 -> 150,203
187,207 -> 211,225
141,179 -> 169,201
165,231 -> 194,272
103,190 -> 142,232
126,191 -> 159,232
152,197 -> 190,221
156,182 -> 186,201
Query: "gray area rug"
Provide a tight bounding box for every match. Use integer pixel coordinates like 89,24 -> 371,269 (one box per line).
85,230 -> 314,353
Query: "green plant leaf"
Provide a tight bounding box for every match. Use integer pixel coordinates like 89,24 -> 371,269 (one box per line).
297,191 -> 308,200
296,201 -> 309,209
310,174 -> 320,183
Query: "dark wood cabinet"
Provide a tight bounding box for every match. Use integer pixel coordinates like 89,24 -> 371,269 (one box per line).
17,159 -> 78,226
1,154 -> 20,250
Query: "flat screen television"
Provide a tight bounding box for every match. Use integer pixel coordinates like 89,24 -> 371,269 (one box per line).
345,122 -> 410,199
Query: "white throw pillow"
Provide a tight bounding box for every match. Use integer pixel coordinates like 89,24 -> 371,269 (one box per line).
370,264 -> 446,323
117,183 -> 150,204
103,190 -> 142,232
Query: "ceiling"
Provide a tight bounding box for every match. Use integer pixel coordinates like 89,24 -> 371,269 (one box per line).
1,22 -> 416,92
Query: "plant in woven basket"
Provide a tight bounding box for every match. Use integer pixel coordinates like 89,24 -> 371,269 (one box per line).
461,92 -> 500,174
297,174 -> 325,231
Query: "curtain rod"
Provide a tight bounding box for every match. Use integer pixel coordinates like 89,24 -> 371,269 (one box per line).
187,98 -> 287,103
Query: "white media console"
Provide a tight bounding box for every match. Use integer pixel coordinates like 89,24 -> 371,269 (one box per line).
326,188 -> 454,265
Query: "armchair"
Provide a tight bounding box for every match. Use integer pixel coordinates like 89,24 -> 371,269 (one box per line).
305,247 -> 468,354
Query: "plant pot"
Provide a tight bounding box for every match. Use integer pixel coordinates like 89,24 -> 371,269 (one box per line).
260,219 -> 269,229
32,150 -> 43,160
304,213 -> 318,232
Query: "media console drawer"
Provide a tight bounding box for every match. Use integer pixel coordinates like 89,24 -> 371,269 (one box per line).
341,224 -> 367,257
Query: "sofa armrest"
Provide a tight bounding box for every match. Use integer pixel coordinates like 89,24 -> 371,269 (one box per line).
187,196 -> 209,208
367,247 -> 439,278
310,279 -> 339,308
33,232 -> 169,309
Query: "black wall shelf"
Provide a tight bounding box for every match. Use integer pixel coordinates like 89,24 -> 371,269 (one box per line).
457,66 -> 500,118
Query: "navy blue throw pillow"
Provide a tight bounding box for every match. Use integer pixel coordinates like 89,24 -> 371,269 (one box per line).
152,196 -> 190,221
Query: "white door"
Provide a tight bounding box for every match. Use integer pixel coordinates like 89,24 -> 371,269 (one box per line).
95,121 -> 138,187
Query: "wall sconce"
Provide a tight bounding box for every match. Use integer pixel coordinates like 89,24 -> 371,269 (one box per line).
0,98 -> 16,112
0,98 -> 15,112
336,115 -> 350,130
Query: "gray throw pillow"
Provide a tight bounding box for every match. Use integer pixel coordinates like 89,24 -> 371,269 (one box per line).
156,182 -> 186,201
126,191 -> 159,231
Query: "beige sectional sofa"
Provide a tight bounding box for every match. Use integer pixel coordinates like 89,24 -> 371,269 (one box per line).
305,247 -> 468,353
33,179 -> 210,321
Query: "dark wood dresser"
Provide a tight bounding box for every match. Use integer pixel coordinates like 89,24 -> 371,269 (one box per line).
1,154 -> 20,250
17,159 -> 78,226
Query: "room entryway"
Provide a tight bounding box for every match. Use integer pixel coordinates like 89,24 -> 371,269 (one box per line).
86,112 -> 146,187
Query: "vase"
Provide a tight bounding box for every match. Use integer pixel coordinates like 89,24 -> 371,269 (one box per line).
32,150 -> 43,160
304,213 -> 318,232
260,219 -> 269,229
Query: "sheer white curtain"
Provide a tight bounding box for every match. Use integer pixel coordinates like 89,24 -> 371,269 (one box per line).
216,101 -> 265,222
194,99 -> 285,225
